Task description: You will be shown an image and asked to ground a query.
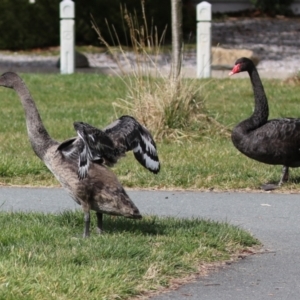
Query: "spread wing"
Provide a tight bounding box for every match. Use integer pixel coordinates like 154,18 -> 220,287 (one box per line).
57,137 -> 81,160
103,115 -> 160,174
56,136 -> 94,180
60,117 -> 160,180
73,122 -> 119,179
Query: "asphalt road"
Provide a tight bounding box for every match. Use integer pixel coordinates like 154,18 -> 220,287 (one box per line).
1,187 -> 300,300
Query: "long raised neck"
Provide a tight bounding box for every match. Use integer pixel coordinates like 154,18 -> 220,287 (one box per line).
6,75 -> 55,160
245,65 -> 269,130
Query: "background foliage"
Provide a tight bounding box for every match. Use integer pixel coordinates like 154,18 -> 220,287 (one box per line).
0,0 -> 196,50
0,0 -> 296,50
250,0 -> 294,15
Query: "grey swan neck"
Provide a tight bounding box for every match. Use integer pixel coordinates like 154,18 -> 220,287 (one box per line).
2,73 -> 55,160
245,66 -> 269,130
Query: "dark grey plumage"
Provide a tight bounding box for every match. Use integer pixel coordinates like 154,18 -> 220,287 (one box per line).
230,57 -> 300,190
0,72 -> 142,237
68,116 -> 160,180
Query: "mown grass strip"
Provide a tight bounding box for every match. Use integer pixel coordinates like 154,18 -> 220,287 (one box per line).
0,210 -> 259,300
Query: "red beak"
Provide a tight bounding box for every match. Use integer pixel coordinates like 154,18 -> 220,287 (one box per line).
229,64 -> 241,76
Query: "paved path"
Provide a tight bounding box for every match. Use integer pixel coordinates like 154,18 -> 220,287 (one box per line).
1,187 -> 300,299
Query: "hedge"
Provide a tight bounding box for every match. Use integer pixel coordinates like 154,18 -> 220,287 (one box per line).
0,0 -> 196,50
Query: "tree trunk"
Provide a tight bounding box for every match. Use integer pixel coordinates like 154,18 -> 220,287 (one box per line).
171,0 -> 183,81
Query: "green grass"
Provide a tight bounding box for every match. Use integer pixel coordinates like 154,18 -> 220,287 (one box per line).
1,73 -> 300,191
0,210 -> 259,300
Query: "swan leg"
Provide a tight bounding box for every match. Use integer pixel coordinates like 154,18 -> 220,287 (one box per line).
278,165 -> 289,186
83,211 -> 90,238
261,165 -> 289,191
96,212 -> 103,234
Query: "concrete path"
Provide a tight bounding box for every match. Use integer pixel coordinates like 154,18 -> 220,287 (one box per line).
1,187 -> 300,299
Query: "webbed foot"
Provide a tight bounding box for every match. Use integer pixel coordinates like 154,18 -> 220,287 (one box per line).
261,183 -> 279,191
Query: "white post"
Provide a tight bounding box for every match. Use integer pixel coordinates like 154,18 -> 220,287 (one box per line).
196,1 -> 211,78
60,0 -> 75,74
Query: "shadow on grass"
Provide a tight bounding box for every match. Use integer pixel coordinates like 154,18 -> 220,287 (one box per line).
0,210 -> 258,254
57,209 -> 202,236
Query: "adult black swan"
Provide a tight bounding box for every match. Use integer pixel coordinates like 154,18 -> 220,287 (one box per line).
229,57 -> 300,190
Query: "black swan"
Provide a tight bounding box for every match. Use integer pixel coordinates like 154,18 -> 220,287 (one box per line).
0,72 -> 142,237
58,116 -> 160,180
229,57 -> 300,190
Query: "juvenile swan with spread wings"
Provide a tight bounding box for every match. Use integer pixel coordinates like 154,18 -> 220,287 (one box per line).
0,72 -> 142,237
61,116 -> 160,180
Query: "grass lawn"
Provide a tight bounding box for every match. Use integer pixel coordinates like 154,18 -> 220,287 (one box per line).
0,73 -> 300,191
0,211 -> 259,300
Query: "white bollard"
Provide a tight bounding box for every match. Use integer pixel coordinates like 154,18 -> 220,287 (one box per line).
196,1 -> 211,78
60,0 -> 75,74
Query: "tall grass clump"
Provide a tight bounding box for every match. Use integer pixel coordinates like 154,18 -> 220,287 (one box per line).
92,2 -> 227,141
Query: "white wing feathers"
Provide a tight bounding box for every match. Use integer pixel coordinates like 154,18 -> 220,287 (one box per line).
132,133 -> 160,173
104,116 -> 160,174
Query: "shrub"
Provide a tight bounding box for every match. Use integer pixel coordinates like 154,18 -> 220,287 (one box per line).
250,0 -> 294,15
0,0 -> 196,50
0,0 -> 60,50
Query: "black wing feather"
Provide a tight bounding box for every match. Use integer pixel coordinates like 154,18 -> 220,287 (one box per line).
57,137 -> 82,160
103,116 -> 160,174
71,116 -> 160,180
73,121 -> 121,179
